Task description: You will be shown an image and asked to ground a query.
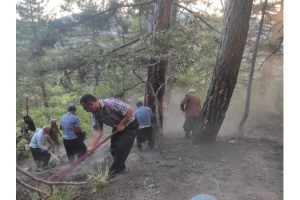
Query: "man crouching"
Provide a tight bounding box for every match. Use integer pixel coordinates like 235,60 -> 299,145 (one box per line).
29,125 -> 52,171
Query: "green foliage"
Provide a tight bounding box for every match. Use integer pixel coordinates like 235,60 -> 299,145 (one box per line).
16,138 -> 31,160
29,184 -> 77,200
16,0 -> 283,152
16,0 -> 223,143
16,0 -> 48,21
16,124 -> 34,161
48,186 -> 77,200
20,96 -> 93,133
88,163 -> 110,192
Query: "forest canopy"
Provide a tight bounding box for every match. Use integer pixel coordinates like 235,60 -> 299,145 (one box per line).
15,0 -> 283,158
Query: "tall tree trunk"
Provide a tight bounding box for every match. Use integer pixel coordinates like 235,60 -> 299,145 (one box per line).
145,0 -> 173,134
239,0 -> 268,133
26,97 -> 29,116
193,0 -> 253,143
39,73 -> 49,108
122,65 -> 125,101
145,59 -> 168,126
163,0 -> 177,106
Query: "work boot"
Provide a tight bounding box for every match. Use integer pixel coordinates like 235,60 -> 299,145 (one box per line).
107,167 -> 129,180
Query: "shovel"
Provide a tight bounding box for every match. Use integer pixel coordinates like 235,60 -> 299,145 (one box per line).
49,151 -> 60,161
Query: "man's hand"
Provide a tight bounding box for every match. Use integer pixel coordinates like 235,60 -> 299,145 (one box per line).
116,124 -> 125,133
87,146 -> 96,156
46,149 -> 51,155
88,129 -> 103,155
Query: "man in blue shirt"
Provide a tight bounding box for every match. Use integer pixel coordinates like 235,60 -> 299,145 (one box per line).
60,103 -> 87,162
29,125 -> 52,170
135,100 -> 154,150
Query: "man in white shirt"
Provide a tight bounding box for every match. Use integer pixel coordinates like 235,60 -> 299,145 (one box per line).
29,125 -> 52,170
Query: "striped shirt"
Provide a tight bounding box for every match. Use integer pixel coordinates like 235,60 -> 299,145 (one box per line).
92,98 -> 135,131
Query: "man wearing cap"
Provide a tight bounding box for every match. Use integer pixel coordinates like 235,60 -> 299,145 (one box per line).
135,100 -> 154,151
60,103 -> 87,162
180,89 -> 201,139
80,94 -> 139,178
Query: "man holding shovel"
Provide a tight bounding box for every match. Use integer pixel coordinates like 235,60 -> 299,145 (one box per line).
29,125 -> 52,171
80,94 -> 139,178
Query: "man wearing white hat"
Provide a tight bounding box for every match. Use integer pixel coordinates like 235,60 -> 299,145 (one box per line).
180,89 -> 201,139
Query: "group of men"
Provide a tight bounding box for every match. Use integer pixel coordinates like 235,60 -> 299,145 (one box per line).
29,90 -> 201,177
29,103 -> 88,171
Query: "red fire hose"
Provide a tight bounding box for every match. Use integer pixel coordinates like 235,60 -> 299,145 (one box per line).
52,131 -> 117,181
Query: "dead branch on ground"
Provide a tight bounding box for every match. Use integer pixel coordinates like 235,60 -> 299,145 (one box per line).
16,165 -> 100,199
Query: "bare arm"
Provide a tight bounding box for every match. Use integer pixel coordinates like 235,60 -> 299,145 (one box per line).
116,107 -> 133,132
90,129 -> 104,148
87,129 -> 104,155
58,129 -> 62,136
75,126 -> 84,135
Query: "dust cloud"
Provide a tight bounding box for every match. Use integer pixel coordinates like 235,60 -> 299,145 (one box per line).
163,64 -> 283,138
163,88 -> 187,137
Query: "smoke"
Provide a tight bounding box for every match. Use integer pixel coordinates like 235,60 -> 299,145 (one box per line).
163,87 -> 187,137
221,60 -> 283,136
220,77 -> 283,136
163,63 -> 283,137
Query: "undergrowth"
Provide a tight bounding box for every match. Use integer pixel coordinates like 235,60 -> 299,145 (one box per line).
88,162 -> 110,192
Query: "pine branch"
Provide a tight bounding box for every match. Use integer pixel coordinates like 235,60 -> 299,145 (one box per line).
175,3 -> 220,34
110,33 -> 152,53
64,1 -> 156,29
257,36 -> 283,71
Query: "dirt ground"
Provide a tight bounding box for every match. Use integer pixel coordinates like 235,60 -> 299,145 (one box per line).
17,123 -> 283,200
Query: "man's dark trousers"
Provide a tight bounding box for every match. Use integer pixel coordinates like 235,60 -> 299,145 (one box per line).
109,121 -> 138,175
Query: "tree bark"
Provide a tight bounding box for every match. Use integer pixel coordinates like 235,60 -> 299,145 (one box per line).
40,78 -> 49,107
39,71 -> 49,108
145,0 -> 172,133
145,59 -> 167,125
193,0 -> 253,143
